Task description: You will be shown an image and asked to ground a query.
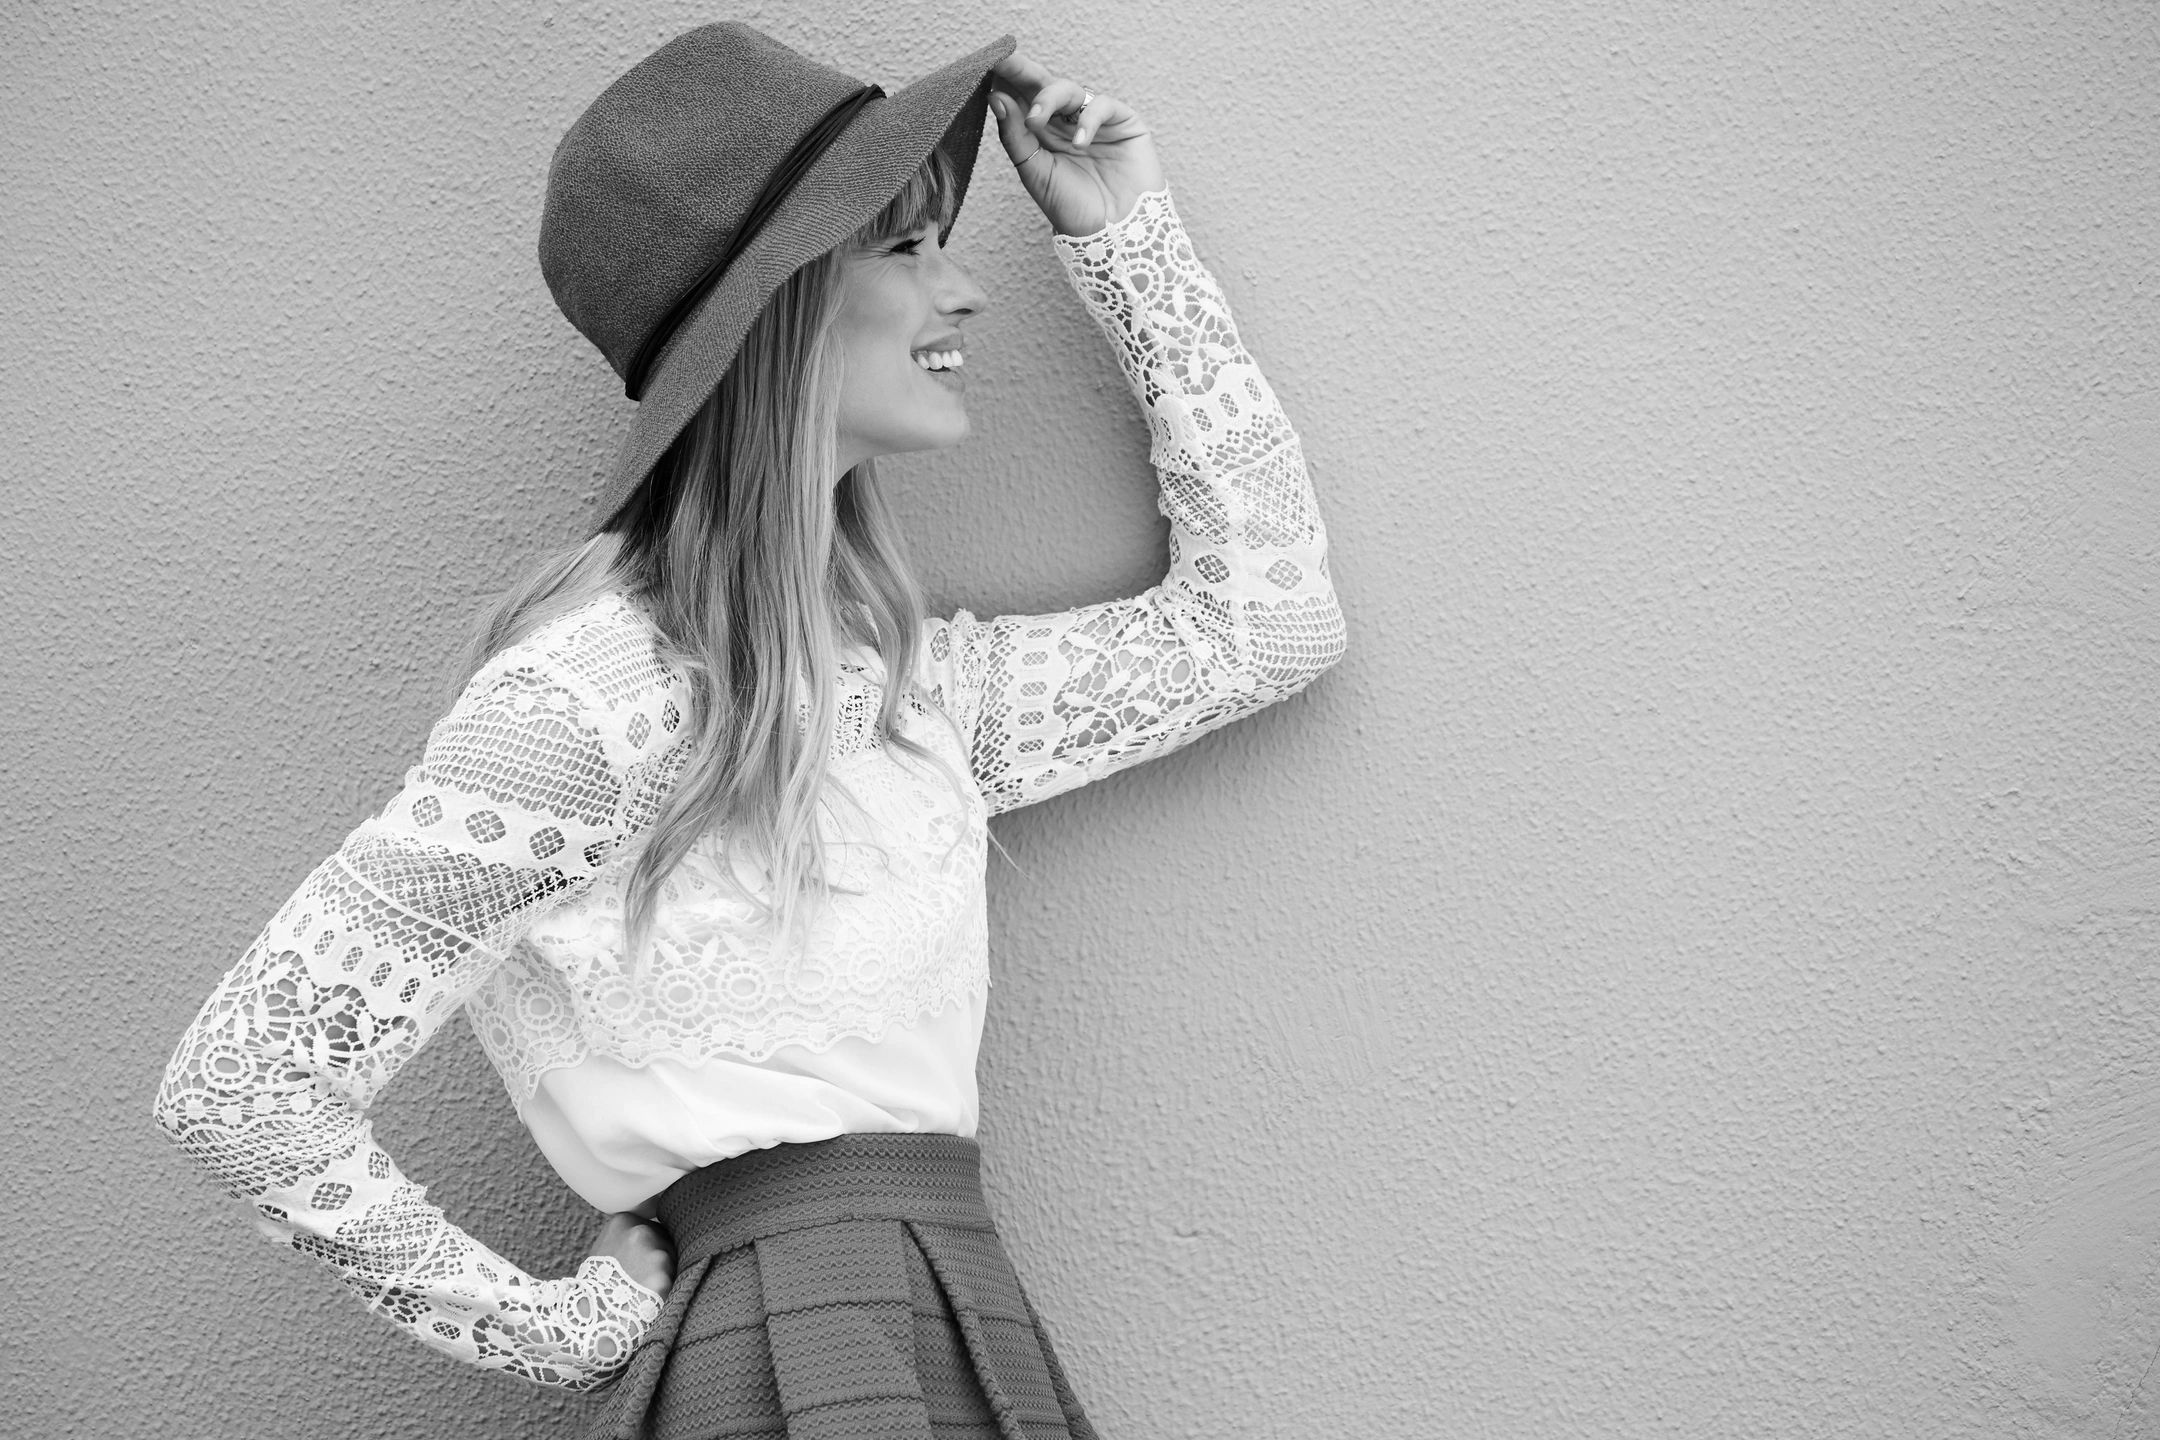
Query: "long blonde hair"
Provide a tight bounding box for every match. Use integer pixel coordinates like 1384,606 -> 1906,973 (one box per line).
468,150 -> 960,958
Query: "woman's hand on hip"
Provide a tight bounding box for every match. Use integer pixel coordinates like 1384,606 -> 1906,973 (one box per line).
988,51 -> 1164,236
591,1211 -> 675,1300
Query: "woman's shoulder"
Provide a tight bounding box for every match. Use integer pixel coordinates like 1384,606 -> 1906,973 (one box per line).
392,592 -> 683,877
472,590 -> 689,721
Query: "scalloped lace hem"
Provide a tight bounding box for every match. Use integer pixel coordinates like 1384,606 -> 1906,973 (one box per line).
483,979 -> 986,1109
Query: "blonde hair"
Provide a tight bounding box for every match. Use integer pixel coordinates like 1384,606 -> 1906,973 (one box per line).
468,150 -> 960,959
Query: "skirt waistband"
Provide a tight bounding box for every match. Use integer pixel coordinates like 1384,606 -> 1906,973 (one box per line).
655,1133 -> 995,1267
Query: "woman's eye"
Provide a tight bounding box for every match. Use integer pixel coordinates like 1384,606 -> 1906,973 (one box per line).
889,238 -> 922,256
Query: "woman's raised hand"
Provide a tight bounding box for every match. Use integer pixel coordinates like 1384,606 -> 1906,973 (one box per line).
988,51 -> 1164,237
591,1211 -> 675,1300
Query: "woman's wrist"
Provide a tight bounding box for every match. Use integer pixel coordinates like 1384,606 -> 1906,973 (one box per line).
1050,184 -> 1170,241
580,1252 -> 668,1312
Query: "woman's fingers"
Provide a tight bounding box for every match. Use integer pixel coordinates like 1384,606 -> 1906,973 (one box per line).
988,75 -> 1108,160
1069,91 -> 1119,147
989,90 -> 1045,181
1023,85 -> 1128,157
1026,75 -> 1091,124
987,90 -> 1047,170
990,50 -> 1052,91
991,53 -> 1108,145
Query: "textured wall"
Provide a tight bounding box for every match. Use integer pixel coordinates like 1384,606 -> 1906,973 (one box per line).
5,1 -> 2156,1435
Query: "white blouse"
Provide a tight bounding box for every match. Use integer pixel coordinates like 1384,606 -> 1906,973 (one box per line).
154,187 -> 1345,1391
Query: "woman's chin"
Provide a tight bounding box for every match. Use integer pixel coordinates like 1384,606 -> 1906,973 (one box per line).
842,398 -> 972,460
914,405 -> 971,452
860,423 -> 970,464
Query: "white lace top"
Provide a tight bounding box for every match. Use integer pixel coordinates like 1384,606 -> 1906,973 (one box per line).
153,188 -> 1344,1391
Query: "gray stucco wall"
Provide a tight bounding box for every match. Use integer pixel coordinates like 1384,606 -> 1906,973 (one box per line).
5,2 -> 2156,1435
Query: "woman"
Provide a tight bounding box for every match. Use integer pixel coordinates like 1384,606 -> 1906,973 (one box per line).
154,22 -> 1343,1437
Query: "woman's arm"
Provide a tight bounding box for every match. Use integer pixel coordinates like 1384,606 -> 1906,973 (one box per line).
152,616 -> 679,1389
922,180 -> 1345,812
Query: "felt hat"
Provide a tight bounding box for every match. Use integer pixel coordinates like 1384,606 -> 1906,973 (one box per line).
539,23 -> 1015,526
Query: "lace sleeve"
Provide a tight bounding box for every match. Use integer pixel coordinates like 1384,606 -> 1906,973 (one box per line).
921,188 -> 1345,813
152,618 -> 679,1390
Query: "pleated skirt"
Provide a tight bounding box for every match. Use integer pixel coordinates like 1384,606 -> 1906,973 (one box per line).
589,1134 -> 1098,1440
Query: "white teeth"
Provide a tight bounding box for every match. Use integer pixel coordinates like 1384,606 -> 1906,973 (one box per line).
912,349 -> 964,371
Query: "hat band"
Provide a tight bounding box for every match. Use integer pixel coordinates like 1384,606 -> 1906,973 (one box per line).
623,83 -> 887,401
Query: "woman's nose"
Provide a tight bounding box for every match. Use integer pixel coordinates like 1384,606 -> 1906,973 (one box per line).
935,253 -> 989,321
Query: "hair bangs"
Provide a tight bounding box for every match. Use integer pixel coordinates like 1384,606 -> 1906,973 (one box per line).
856,147 -> 958,244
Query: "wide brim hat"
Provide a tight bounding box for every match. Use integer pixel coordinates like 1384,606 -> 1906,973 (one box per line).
539,23 -> 1016,528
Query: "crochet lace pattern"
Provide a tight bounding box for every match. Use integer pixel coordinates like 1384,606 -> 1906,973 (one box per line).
153,187 -> 1344,1390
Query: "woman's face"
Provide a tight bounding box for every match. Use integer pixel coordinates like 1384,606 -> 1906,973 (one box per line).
832,220 -> 988,473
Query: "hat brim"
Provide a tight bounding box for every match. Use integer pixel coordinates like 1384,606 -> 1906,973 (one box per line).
592,33 -> 1017,528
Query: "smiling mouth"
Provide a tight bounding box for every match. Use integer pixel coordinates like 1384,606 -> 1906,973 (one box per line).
913,351 -> 965,389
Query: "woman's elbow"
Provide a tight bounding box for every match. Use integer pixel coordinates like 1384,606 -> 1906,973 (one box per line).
150,1059 -> 197,1155
150,1035 -> 212,1146
151,1020 -> 256,1178
1252,593 -> 1347,699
